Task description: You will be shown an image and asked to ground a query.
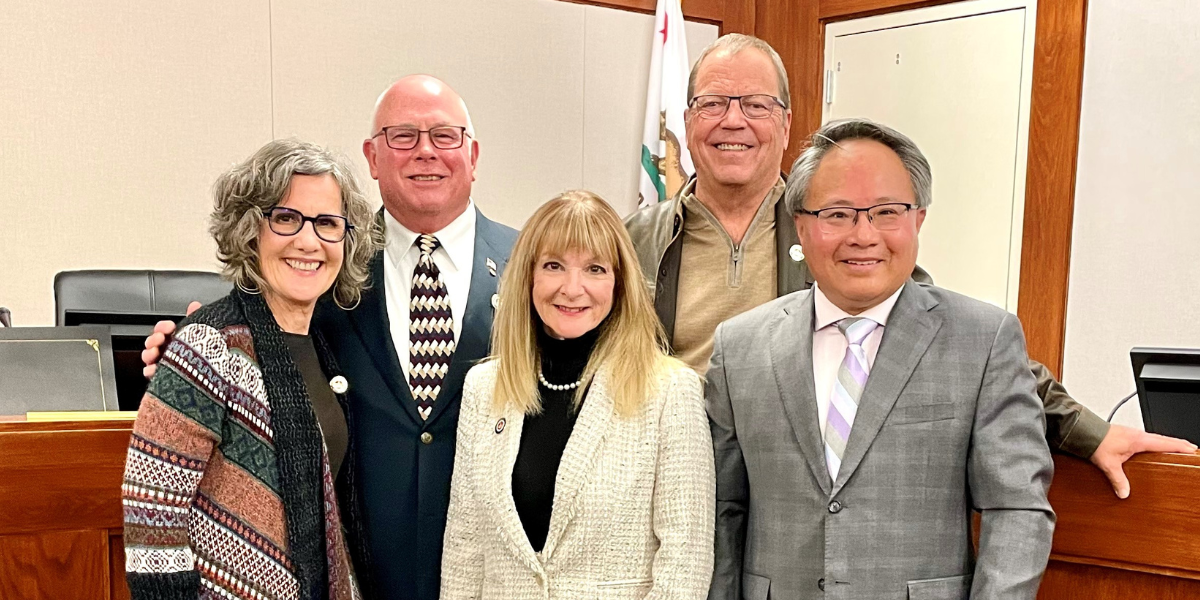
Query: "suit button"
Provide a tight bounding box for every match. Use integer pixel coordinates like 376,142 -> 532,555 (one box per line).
828,500 -> 842,513
420,432 -> 433,444
818,578 -> 825,591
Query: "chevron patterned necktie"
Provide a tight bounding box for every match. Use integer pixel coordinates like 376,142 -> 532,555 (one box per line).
409,234 -> 455,420
825,317 -> 879,480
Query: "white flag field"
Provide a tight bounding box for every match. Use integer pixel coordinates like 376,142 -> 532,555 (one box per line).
638,0 -> 693,208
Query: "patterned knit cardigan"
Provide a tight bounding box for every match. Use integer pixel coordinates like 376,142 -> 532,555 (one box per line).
122,290 -> 360,600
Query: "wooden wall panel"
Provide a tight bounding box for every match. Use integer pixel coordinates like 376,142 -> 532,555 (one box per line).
0,529 -> 110,600
754,0 -> 822,171
819,0 -> 957,19
1016,0 -> 1088,376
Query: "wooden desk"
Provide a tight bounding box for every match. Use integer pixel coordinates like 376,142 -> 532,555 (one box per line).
2,416 -> 1197,599
1040,452 -> 1200,599
0,417 -> 132,600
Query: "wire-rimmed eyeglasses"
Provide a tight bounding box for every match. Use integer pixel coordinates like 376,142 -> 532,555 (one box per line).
797,203 -> 919,233
688,94 -> 786,120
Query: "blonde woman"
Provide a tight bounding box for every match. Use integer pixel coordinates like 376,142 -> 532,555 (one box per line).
440,191 -> 715,599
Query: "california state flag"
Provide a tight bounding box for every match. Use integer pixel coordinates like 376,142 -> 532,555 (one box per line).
639,0 -> 693,207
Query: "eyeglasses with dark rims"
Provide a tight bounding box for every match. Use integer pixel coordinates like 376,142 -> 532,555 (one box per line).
688,94 -> 786,120
371,125 -> 471,150
263,207 -> 353,243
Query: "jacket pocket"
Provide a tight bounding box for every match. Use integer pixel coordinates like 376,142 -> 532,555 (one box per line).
596,578 -> 653,590
907,574 -> 972,600
742,572 -> 771,600
887,401 -> 956,425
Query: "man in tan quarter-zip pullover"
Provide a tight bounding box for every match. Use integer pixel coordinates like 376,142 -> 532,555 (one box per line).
623,33 -> 1194,502
673,180 -> 782,372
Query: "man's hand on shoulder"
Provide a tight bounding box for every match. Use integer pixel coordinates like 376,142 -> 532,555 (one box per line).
142,301 -> 202,379
1090,424 -> 1197,499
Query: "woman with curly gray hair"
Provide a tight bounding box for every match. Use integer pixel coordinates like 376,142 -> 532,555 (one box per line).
122,138 -> 380,600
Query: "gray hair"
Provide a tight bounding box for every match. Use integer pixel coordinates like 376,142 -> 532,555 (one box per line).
688,34 -> 791,108
210,138 -> 382,309
784,118 -> 933,215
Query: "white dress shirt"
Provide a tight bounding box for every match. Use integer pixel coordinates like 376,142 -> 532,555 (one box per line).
811,282 -> 905,435
382,201 -> 476,382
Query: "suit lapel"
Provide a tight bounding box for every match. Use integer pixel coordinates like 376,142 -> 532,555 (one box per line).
349,252 -> 421,422
481,405 -> 542,571
426,211 -> 505,426
768,292 -> 833,496
831,281 -> 942,495
541,371 -> 614,559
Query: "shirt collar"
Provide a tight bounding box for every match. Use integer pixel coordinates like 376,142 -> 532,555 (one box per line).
383,199 -> 476,270
813,281 -> 905,331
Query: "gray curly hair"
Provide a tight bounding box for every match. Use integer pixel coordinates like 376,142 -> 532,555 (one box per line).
785,118 -> 933,215
209,138 -> 381,308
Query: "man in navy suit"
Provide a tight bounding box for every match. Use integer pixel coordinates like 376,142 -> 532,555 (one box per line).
325,75 -> 517,599
144,75 -> 517,599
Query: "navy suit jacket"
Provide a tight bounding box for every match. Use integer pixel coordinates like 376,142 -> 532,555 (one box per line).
321,208 -> 517,600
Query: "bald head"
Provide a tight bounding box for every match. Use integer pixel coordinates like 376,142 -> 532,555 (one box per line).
363,74 -> 481,234
371,75 -> 475,137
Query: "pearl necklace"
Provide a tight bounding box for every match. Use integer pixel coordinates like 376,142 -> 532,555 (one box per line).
538,370 -> 583,391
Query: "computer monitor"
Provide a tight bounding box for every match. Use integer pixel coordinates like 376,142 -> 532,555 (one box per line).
63,309 -> 187,411
1131,347 -> 1200,445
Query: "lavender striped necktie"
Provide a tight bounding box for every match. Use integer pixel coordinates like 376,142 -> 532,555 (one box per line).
825,317 -> 879,479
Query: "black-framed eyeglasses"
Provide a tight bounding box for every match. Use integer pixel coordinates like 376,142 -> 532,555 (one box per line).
798,202 -> 918,233
688,94 -> 786,119
263,207 -> 353,243
371,125 -> 471,150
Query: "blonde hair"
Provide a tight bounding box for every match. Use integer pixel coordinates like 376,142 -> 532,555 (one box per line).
489,190 -> 675,418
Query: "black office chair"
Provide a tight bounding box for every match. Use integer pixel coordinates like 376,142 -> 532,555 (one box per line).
53,270 -> 232,410
53,269 -> 231,326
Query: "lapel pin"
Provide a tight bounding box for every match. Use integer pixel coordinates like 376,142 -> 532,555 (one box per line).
486,258 -> 497,277
789,244 -> 805,262
491,293 -> 499,309
330,376 -> 349,394
495,418 -> 506,434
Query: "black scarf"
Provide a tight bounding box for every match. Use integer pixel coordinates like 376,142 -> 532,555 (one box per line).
236,289 -> 330,600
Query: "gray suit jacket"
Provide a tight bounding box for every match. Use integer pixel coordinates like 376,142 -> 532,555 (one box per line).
706,281 -> 1054,600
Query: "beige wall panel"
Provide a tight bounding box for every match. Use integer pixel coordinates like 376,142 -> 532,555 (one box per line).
0,1 -> 272,326
581,8 -> 717,216
269,0 -> 586,228
1062,1 -> 1200,428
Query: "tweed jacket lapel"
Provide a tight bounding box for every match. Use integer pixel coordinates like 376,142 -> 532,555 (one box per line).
480,405 -> 542,572
831,281 -> 942,495
541,370 -> 614,560
768,291 -> 832,496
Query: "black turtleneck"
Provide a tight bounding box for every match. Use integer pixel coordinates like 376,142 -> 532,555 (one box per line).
512,325 -> 600,552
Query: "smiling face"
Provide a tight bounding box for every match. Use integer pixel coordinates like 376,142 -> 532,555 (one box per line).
794,139 -> 925,314
686,48 -> 791,199
258,173 -> 345,316
363,76 -> 478,233
531,249 -> 616,340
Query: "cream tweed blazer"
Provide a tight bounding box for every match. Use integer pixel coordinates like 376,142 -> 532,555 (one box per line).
440,359 -> 715,600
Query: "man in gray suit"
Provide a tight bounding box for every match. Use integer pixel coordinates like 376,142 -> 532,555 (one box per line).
706,118 -> 1055,600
